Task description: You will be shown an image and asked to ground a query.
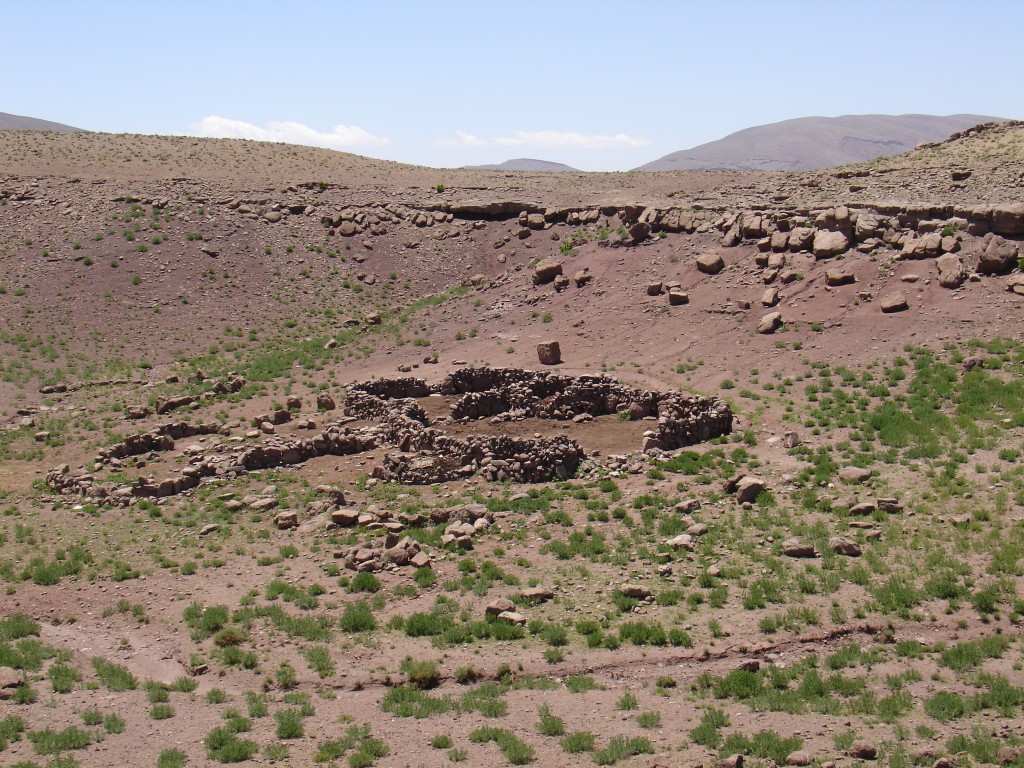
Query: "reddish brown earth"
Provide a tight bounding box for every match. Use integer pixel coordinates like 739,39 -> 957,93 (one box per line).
0,123 -> 1023,768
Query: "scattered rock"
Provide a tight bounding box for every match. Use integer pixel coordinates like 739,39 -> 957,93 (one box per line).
485,597 -> 515,616
848,500 -> 878,515
757,312 -> 783,334
629,221 -> 651,241
274,511 -> 299,529
879,292 -> 909,313
0,666 -> 21,691
825,268 -> 855,286
761,287 -> 780,307
995,746 -> 1024,765
838,466 -> 872,483
668,534 -> 695,551
331,508 -> 360,526
829,536 -> 862,556
126,405 -> 150,420
619,584 -> 652,599
734,475 -> 766,504
786,750 -> 814,766
936,253 -> 967,288
782,538 -> 817,558
668,288 -> 689,305
697,252 -> 725,274
520,587 -> 554,602
533,259 -> 563,285
849,741 -> 878,760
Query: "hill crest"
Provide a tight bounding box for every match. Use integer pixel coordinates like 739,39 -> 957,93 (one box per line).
637,113 -> 1006,172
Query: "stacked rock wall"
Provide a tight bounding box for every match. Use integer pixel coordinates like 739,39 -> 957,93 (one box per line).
49,369 -> 732,501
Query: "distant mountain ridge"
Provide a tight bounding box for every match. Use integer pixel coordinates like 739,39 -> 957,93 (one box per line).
463,158 -> 579,172
0,111 -> 83,132
636,114 -> 1006,172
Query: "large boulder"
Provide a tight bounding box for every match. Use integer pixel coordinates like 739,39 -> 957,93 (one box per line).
880,292 -> 909,313
696,252 -> 724,274
757,312 -> 782,334
787,227 -> 814,252
812,230 -> 850,259
734,476 -> 766,504
829,536 -> 862,556
526,213 -> 546,230
536,341 -> 561,365
901,233 -> 942,259
826,268 -> 855,286
532,260 -> 563,285
619,584 -> 652,599
629,221 -> 651,241
668,288 -> 689,305
977,234 -> 1019,275
936,254 -> 967,288
782,538 -> 817,558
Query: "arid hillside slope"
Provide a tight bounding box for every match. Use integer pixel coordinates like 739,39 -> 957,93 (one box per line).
0,121 -> 1022,768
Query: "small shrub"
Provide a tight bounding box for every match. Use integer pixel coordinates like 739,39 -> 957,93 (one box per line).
157,748 -> 187,768
468,727 -> 534,765
401,657 -> 441,689
536,704 -> 565,736
91,658 -> 137,691
339,601 -> 376,633
616,691 -> 638,710
593,736 -> 654,765
636,711 -> 661,728
150,704 -> 174,720
81,708 -> 103,726
274,709 -> 304,739
28,726 -> 91,755
204,727 -> 259,764
350,572 -> 381,593
302,645 -> 335,679
561,731 -> 596,753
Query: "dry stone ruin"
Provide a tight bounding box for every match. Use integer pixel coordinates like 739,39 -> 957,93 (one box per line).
46,368 -> 732,503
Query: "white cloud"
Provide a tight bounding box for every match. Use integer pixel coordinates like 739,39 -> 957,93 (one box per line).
432,129 -> 649,150
190,116 -> 391,149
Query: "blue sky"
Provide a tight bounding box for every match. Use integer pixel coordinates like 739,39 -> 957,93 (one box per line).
6,1 -> 1023,171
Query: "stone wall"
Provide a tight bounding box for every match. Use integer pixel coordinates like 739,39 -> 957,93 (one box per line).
48,369 -> 732,501
96,421 -> 224,463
